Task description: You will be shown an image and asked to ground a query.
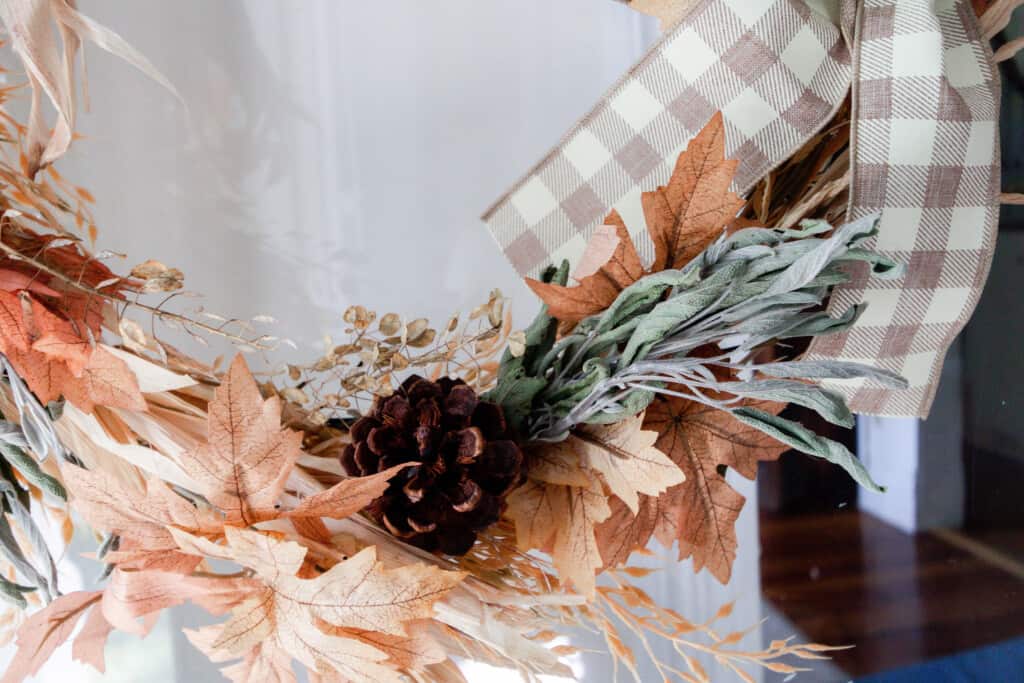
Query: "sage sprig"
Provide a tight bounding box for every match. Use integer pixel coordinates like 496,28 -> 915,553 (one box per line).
488,214 -> 906,491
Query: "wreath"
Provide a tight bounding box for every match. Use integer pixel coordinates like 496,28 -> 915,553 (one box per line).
0,1 -> 1017,682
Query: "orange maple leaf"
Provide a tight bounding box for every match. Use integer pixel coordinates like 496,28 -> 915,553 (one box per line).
525,112 -> 744,323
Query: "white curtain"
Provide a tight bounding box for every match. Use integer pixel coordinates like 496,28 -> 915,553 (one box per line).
4,2 -> 769,680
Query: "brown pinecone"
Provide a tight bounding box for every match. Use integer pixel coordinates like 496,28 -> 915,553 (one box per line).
340,375 -> 524,555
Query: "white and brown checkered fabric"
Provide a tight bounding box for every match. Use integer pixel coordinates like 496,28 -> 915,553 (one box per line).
482,0 -> 851,275
484,0 -> 1000,418
805,0 -> 1000,416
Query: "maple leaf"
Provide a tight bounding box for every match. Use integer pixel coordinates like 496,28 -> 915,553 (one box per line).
200,527 -> 462,680
71,605 -> 115,674
101,567 -> 258,636
506,471 -> 611,596
0,290 -> 30,355
285,462 -> 411,520
525,210 -> 643,323
611,396 -> 787,583
177,355 -> 303,525
27,296 -> 92,375
644,112 -> 744,271
60,346 -> 147,412
0,591 -> 106,683
571,413 -> 684,514
525,113 -> 743,323
187,626 -> 297,683
60,462 -> 220,569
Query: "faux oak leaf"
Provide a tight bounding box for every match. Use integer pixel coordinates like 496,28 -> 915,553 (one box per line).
177,355 -> 303,525
0,591 -> 108,683
203,527 -> 462,680
636,396 -> 786,583
525,113 -> 743,323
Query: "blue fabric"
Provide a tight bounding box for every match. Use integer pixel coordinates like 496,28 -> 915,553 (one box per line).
856,638 -> 1024,682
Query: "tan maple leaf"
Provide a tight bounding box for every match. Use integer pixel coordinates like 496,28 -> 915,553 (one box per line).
571,412 -> 684,514
506,470 -> 611,596
0,591 -> 107,683
515,415 -> 681,582
285,462 -> 411,520
101,567 -> 259,636
525,112 -> 743,323
60,461 -> 220,560
197,527 -> 462,681
177,355 -> 303,525
599,396 -> 786,583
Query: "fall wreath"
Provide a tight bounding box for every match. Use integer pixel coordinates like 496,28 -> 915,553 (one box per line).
0,1 -> 1018,682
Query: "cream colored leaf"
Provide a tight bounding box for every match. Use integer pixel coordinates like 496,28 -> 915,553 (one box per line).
549,475 -> 611,596
212,592 -> 276,654
59,461 -> 219,553
527,445 -> 592,487
505,479 -> 559,552
285,464 -> 410,520
574,413 -> 685,514
572,223 -> 621,281
202,528 -> 458,680
177,355 -> 302,524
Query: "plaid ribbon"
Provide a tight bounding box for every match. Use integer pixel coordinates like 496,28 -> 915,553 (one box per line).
804,0 -> 1000,416
483,0 -> 1000,418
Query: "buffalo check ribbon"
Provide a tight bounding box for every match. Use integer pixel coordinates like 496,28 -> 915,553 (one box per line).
483,0 -> 1000,418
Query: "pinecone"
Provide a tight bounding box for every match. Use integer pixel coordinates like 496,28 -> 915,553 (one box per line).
340,375 -> 524,555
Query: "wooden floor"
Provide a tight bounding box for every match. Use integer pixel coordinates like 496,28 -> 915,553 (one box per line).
760,510 -> 1024,677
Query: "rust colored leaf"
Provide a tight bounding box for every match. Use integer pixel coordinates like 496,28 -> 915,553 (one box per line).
27,296 -> 92,375
525,114 -> 742,323
645,112 -> 744,271
0,290 -> 29,355
61,346 -> 147,412
525,210 -> 644,323
177,355 -> 302,525
639,396 -> 787,583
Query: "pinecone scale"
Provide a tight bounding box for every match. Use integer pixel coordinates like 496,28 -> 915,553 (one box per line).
341,375 -> 524,555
